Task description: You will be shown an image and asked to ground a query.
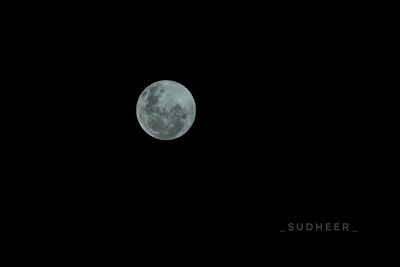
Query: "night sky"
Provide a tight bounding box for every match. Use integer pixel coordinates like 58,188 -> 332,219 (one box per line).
32,3 -> 370,266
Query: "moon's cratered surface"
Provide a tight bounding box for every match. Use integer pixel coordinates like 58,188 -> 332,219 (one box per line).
136,80 -> 196,140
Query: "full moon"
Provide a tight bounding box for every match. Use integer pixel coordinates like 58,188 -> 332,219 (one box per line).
136,80 -> 196,140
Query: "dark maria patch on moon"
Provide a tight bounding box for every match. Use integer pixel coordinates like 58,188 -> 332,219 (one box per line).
147,115 -> 165,132
161,104 -> 186,139
144,90 -> 159,115
148,84 -> 158,94
146,104 -> 187,139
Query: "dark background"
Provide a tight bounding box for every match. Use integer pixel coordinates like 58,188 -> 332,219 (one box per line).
27,2 -> 374,266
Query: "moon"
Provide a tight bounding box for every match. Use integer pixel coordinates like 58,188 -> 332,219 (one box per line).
136,80 -> 196,140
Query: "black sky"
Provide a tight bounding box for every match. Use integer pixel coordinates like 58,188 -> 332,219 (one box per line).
31,3 -> 371,266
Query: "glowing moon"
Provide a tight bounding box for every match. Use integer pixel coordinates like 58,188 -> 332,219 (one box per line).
136,80 -> 196,140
